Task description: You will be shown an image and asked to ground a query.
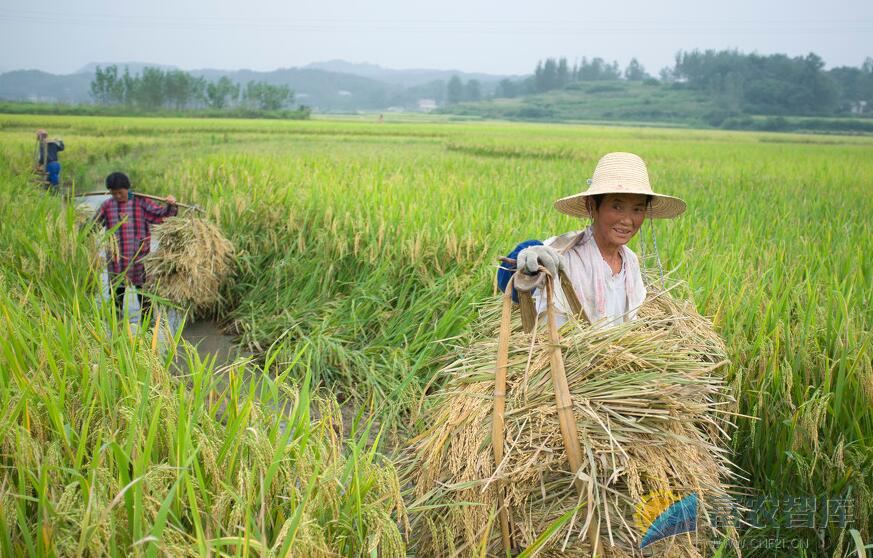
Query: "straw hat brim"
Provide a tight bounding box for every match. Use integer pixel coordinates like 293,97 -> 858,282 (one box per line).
554,190 -> 686,219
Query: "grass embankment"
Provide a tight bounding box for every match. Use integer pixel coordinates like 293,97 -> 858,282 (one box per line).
1,114 -> 872,555
441,81 -> 873,134
0,169 -> 405,556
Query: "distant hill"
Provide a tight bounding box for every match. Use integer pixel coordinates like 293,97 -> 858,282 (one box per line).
76,62 -> 179,74
0,66 -> 400,110
190,68 -> 400,111
0,60 -> 513,111
304,60 -> 514,87
0,70 -> 94,104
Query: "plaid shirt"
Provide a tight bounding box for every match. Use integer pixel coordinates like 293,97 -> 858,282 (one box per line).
97,194 -> 177,286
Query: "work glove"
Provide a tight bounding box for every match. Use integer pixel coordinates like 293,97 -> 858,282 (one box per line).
517,245 -> 564,278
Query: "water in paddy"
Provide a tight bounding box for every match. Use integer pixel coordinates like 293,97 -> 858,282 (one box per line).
180,319 -> 244,368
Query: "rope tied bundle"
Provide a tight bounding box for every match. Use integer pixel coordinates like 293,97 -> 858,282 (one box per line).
403,275 -> 738,557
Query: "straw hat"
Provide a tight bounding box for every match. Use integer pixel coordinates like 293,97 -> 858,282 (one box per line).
554,152 -> 686,219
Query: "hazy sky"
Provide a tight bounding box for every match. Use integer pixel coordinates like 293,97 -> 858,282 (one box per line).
1,0 -> 871,75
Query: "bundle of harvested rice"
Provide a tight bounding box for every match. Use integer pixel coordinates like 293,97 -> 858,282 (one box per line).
404,287 -> 737,557
143,214 -> 234,314
74,202 -> 95,226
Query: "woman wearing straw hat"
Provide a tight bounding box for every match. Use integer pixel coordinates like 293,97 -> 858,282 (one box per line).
497,152 -> 686,328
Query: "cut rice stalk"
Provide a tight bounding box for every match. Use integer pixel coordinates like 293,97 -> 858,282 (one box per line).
142,213 -> 235,315
403,286 -> 739,557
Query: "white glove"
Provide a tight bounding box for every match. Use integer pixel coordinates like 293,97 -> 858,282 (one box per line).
517,245 -> 564,277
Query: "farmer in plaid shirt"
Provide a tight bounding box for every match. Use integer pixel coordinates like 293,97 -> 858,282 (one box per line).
95,172 -> 177,319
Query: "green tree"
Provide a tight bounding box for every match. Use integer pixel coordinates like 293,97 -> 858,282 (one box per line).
90,65 -> 127,105
495,78 -> 518,98
136,67 -> 166,109
463,79 -> 481,102
830,61 -> 873,114
578,57 -> 619,81
534,58 -> 560,92
557,58 -> 570,88
90,66 -> 106,103
206,77 -> 240,109
624,58 -> 648,81
165,70 -> 195,110
802,53 -> 839,114
446,75 -> 464,104
120,67 -> 135,105
720,71 -> 744,111
192,76 -> 207,107
243,81 -> 293,110
658,66 -> 675,83
542,58 -> 558,91
674,49 -> 840,115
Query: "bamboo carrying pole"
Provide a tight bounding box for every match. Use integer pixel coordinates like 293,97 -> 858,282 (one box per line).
492,277 -> 516,554
75,191 -> 204,213
31,138 -> 48,184
559,271 -> 584,318
544,273 -> 601,556
493,266 -> 600,555
34,138 -> 41,168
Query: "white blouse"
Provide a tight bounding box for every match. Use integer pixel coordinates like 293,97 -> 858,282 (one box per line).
534,227 -> 646,329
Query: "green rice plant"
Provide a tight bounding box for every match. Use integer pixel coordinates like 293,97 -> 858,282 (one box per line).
1,114 -> 871,555
0,172 -> 406,556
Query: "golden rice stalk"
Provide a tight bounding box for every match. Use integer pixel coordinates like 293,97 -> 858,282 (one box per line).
74,203 -> 94,227
403,288 -> 738,557
143,214 -> 235,314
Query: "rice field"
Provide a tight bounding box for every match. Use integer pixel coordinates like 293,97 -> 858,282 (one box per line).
1,113 -> 871,556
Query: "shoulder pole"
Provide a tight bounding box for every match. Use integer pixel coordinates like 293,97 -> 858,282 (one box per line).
493,276 -> 515,554
544,270 -> 601,555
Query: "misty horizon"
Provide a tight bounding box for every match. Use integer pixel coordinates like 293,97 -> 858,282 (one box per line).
4,50 -> 872,80
1,0 -> 871,77
4,59 -> 522,78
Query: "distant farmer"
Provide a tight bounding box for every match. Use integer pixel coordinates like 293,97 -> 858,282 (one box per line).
95,172 -> 177,320
35,129 -> 65,190
497,152 -> 686,329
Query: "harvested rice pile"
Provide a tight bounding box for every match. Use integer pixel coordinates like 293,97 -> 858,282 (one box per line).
405,288 -> 737,557
143,214 -> 234,314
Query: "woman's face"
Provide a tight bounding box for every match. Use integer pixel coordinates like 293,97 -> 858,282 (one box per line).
590,194 -> 648,247
110,188 -> 129,203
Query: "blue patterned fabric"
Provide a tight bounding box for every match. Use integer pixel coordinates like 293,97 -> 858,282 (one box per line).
496,239 -> 543,303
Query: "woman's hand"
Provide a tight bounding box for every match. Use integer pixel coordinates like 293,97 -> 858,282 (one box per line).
517,245 -> 563,277
165,195 -> 177,206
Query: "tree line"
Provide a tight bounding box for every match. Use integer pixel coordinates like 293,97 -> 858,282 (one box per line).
473,51 -> 873,116
446,76 -> 482,104
673,51 -> 872,116
90,65 -> 297,111
443,57 -> 652,103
